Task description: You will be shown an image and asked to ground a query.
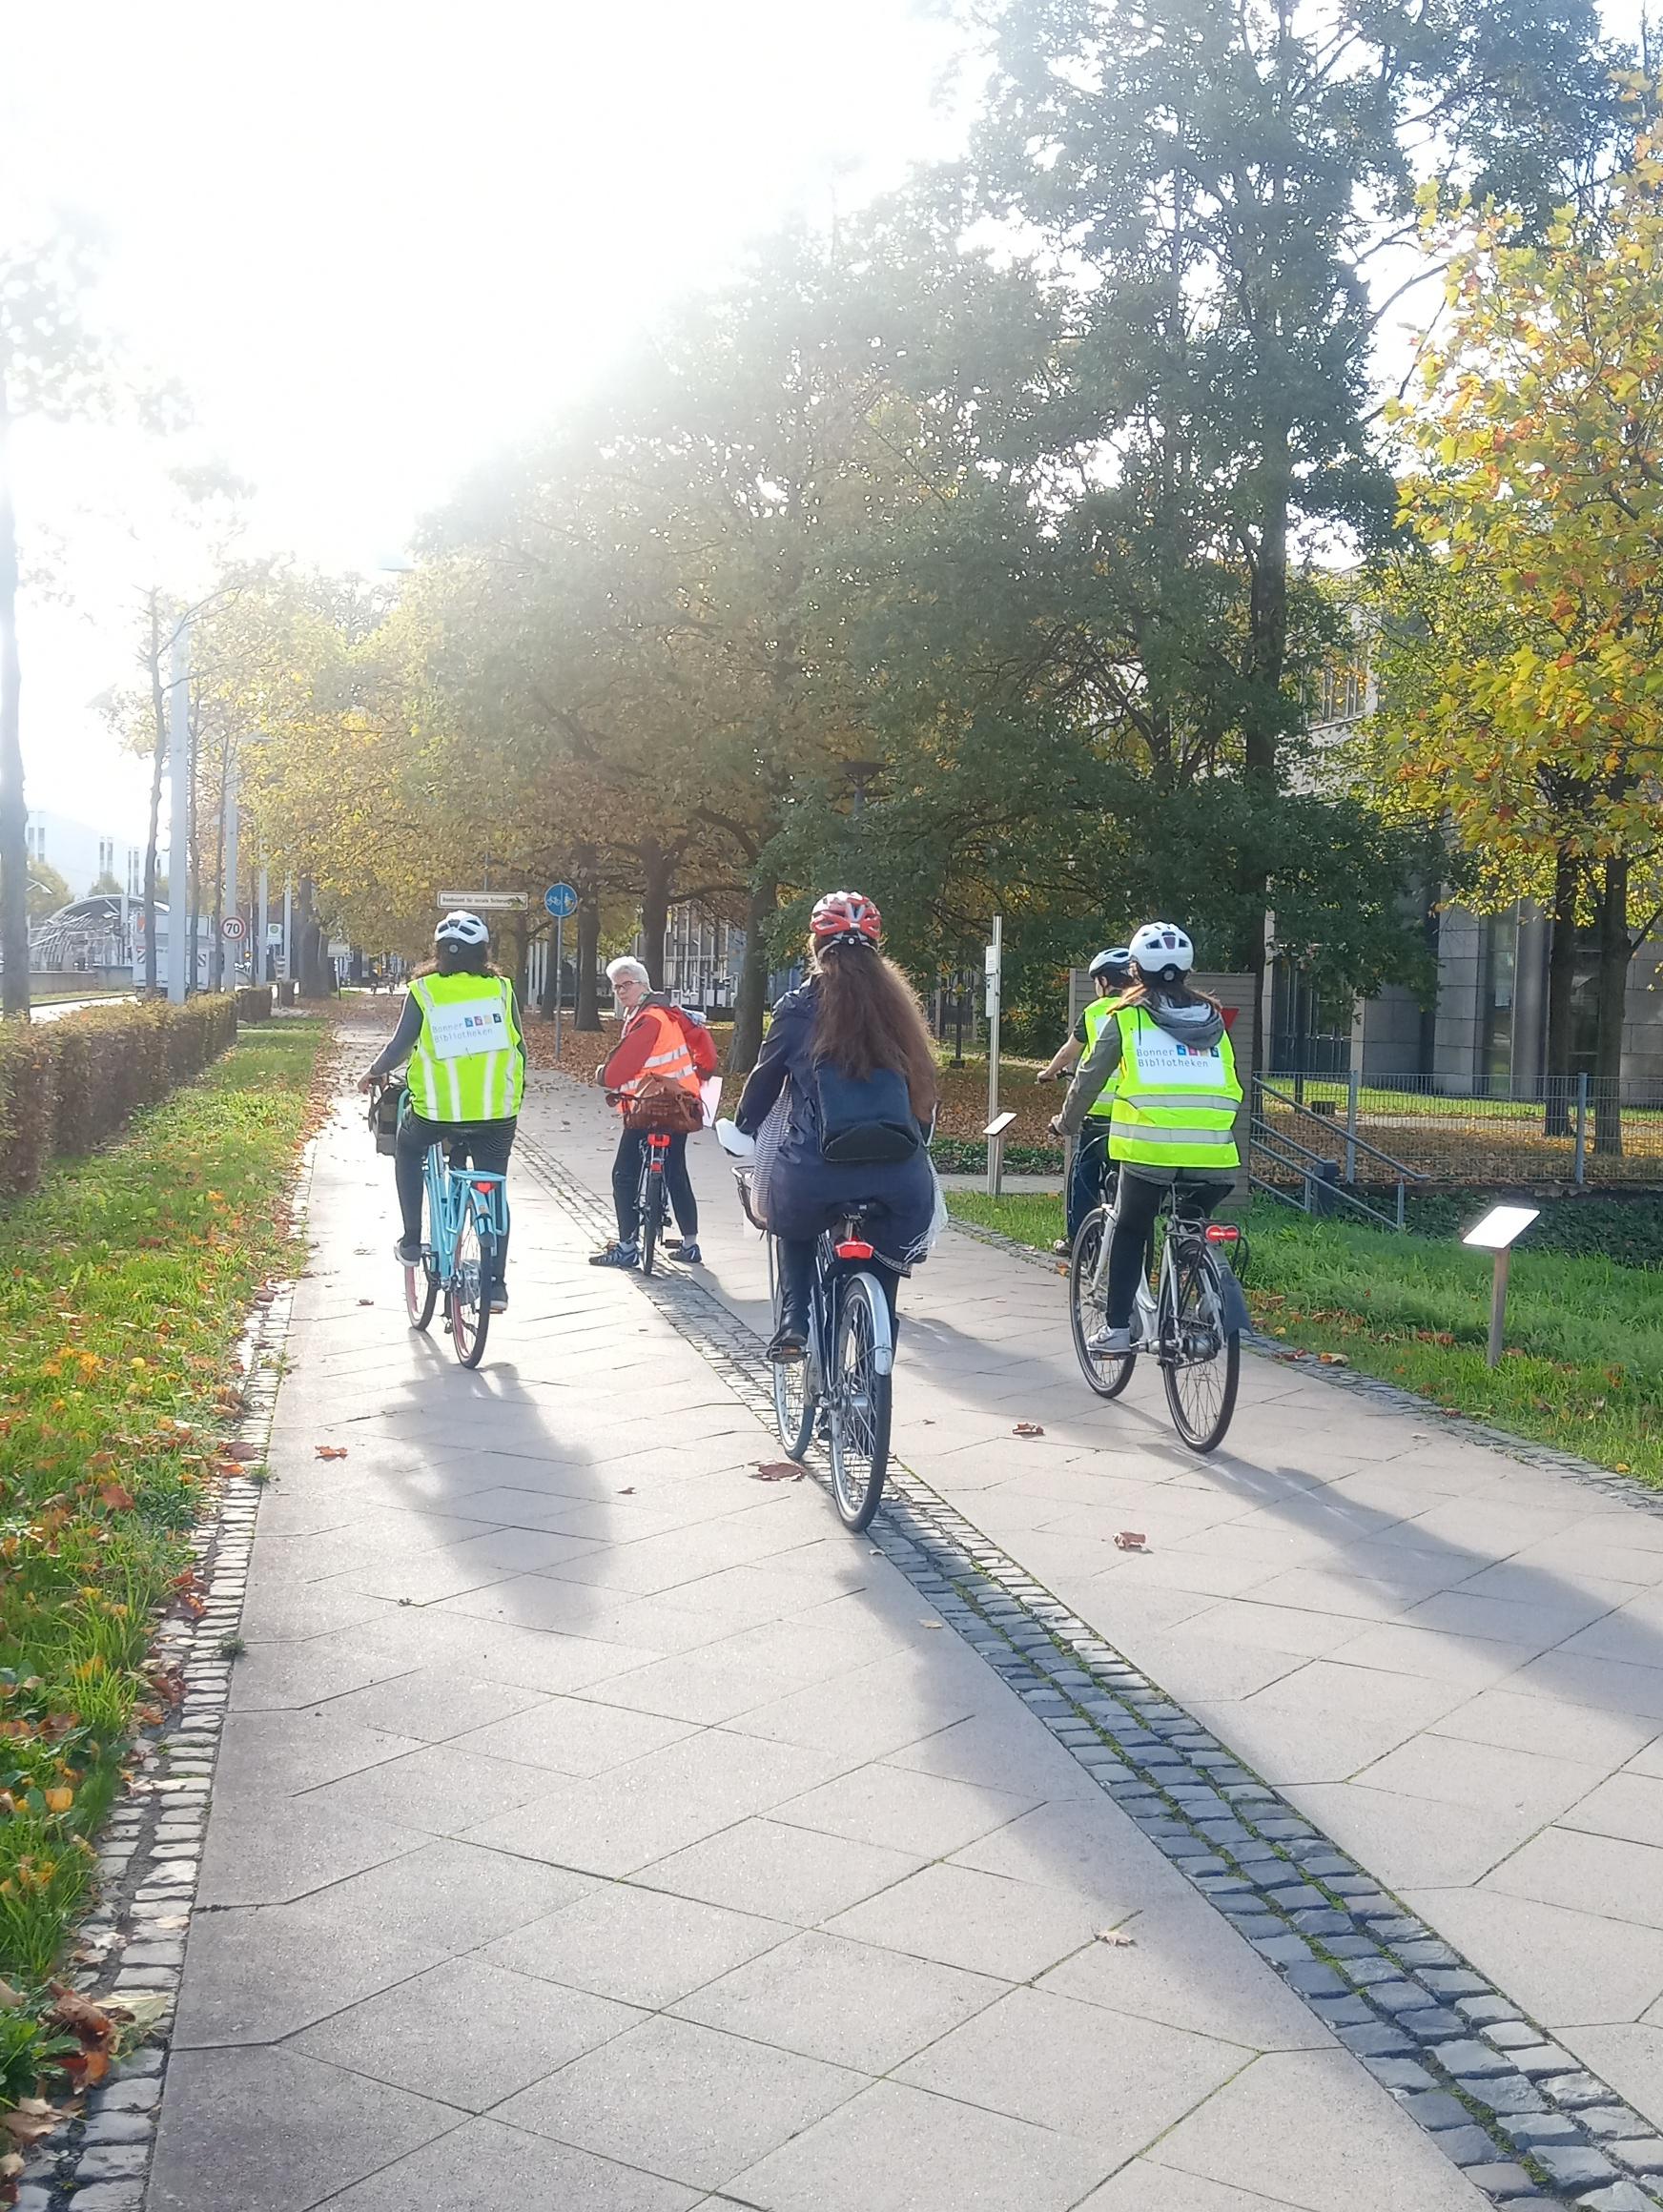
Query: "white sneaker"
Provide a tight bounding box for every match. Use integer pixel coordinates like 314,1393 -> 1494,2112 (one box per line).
1088,1325 -> 1134,1356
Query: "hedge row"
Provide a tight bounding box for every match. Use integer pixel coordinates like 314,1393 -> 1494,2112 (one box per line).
235,983 -> 273,1023
0,995 -> 239,1199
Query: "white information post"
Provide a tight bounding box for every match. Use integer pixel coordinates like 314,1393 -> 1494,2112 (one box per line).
1462,1204 -> 1540,1367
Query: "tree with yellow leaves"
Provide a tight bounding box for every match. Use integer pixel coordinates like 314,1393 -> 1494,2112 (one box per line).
1375,111 -> 1663,1150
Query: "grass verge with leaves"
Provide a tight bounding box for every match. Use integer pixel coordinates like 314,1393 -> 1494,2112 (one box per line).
944,1190 -> 1663,1491
0,1019 -> 323,2120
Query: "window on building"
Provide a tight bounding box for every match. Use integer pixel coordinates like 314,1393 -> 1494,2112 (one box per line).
1480,912 -> 1516,1093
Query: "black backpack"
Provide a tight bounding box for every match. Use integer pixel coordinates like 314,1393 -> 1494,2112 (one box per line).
813,1061 -> 924,1165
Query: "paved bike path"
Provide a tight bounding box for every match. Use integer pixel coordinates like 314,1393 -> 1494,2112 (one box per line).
146,1063 -> 1492,2212
539,1070 -> 1663,2144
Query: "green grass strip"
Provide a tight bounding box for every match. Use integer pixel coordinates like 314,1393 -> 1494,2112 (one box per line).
0,1018 -> 323,2103
945,1189 -> 1663,1493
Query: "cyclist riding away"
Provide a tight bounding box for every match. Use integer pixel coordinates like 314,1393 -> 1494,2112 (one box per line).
734,891 -> 937,1364
358,911 -> 524,1312
1037,945 -> 1132,1253
1052,921 -> 1241,1355
589,955 -> 709,1269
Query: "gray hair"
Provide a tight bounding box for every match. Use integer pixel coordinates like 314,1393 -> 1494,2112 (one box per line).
606,956 -> 651,990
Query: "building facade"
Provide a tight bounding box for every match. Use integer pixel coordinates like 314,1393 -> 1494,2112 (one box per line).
1272,676 -> 1663,1096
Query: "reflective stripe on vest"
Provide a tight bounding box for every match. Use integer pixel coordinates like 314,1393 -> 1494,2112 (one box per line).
1080,995 -> 1119,1119
1108,1006 -> 1242,1171
619,1006 -> 700,1102
407,973 -> 524,1121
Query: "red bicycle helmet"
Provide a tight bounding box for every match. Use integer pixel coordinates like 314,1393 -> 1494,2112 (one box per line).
810,890 -> 882,945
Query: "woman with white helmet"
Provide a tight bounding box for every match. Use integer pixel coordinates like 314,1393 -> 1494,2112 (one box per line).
359,911 -> 525,1310
1051,922 -> 1242,1353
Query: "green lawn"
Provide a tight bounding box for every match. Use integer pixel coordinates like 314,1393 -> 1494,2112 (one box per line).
0,1018 -> 322,2105
946,1189 -> 1663,1490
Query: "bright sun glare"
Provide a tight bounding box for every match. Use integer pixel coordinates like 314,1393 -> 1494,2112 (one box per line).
3,0 -> 967,827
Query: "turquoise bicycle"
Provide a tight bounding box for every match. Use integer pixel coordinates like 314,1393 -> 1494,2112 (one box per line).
393,1092 -> 509,1368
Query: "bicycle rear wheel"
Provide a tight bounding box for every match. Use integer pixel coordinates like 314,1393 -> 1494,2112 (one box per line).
1162,1248 -> 1240,1453
450,1210 -> 492,1369
828,1272 -> 892,1533
767,1238 -> 815,1458
405,1258 -> 438,1331
639,1161 -> 665,1278
1069,1210 -> 1135,1399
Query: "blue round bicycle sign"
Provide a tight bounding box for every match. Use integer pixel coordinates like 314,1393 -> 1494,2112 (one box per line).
544,882 -> 578,918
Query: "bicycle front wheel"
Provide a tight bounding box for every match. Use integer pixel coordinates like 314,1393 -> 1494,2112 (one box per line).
639,1165 -> 665,1278
1162,1249 -> 1240,1453
405,1258 -> 438,1332
767,1238 -> 815,1458
450,1211 -> 492,1369
1069,1209 -> 1135,1399
828,1273 -> 892,1533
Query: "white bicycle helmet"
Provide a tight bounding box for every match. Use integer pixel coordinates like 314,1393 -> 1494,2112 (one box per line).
435,910 -> 490,948
1128,921 -> 1195,977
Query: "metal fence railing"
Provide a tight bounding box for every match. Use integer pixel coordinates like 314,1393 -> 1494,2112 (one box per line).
1257,1072 -> 1663,1188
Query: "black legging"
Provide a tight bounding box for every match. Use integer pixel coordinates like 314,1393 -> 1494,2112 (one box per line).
613,1130 -> 697,1242
396,1112 -> 516,1280
777,1238 -> 902,1341
1106,1174 -> 1232,1327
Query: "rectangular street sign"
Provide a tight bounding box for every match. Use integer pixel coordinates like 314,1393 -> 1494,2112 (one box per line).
435,891 -> 530,911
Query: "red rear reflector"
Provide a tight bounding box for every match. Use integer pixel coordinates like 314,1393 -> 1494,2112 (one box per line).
835,1239 -> 874,1260
1204,1223 -> 1240,1243
473,1180 -> 497,1195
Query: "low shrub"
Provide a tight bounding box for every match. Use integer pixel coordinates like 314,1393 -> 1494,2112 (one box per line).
276,978 -> 298,1008
236,983 -> 274,1023
0,997 -> 239,1197
0,1023 -> 57,1198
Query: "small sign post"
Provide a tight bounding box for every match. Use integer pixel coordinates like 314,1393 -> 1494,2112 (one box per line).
544,883 -> 578,1059
1462,1204 -> 1540,1367
984,916 -> 1003,1198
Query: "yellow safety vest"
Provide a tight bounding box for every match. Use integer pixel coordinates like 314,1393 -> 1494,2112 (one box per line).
1080,995 -> 1119,1120
406,973 -> 524,1122
1108,1006 -> 1242,1171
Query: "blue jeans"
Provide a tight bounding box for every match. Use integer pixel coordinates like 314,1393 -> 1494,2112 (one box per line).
1066,1121 -> 1113,1242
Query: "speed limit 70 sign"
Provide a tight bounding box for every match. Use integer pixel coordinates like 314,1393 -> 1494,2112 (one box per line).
221,915 -> 247,941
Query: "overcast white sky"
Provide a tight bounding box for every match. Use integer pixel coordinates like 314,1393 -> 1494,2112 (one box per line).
4,0 -> 968,839
3,0 -> 1645,845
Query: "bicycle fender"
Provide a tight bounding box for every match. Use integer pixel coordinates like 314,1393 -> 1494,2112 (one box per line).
1216,1262 -> 1250,1335
854,1270 -> 895,1376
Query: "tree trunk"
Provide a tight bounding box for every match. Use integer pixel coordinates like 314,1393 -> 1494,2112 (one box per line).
727,873 -> 777,1075
1543,845 -> 1579,1137
296,877 -> 333,998
1593,853 -> 1629,1157
0,397 -> 31,1019
143,593 -> 164,994
1237,405 -> 1292,1083
574,857 -> 602,1030
639,838 -> 674,990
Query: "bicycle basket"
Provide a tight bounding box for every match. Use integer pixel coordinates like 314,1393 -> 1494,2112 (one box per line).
623,1080 -> 703,1137
368,1084 -> 404,1157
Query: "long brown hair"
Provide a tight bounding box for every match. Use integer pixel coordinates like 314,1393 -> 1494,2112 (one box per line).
1119,977 -> 1222,1017
810,939 -> 939,1121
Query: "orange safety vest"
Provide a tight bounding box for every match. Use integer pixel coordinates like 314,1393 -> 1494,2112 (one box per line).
605,1001 -> 702,1115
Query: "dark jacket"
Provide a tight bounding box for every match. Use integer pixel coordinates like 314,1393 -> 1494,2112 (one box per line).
735,981 -> 935,1261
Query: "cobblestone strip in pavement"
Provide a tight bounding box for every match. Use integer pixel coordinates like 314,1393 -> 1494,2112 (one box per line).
11,1142 -> 318,2212
522,1134 -> 1663,2212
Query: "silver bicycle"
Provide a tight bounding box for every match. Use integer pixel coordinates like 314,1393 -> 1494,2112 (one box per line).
1069,1186 -> 1242,1451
